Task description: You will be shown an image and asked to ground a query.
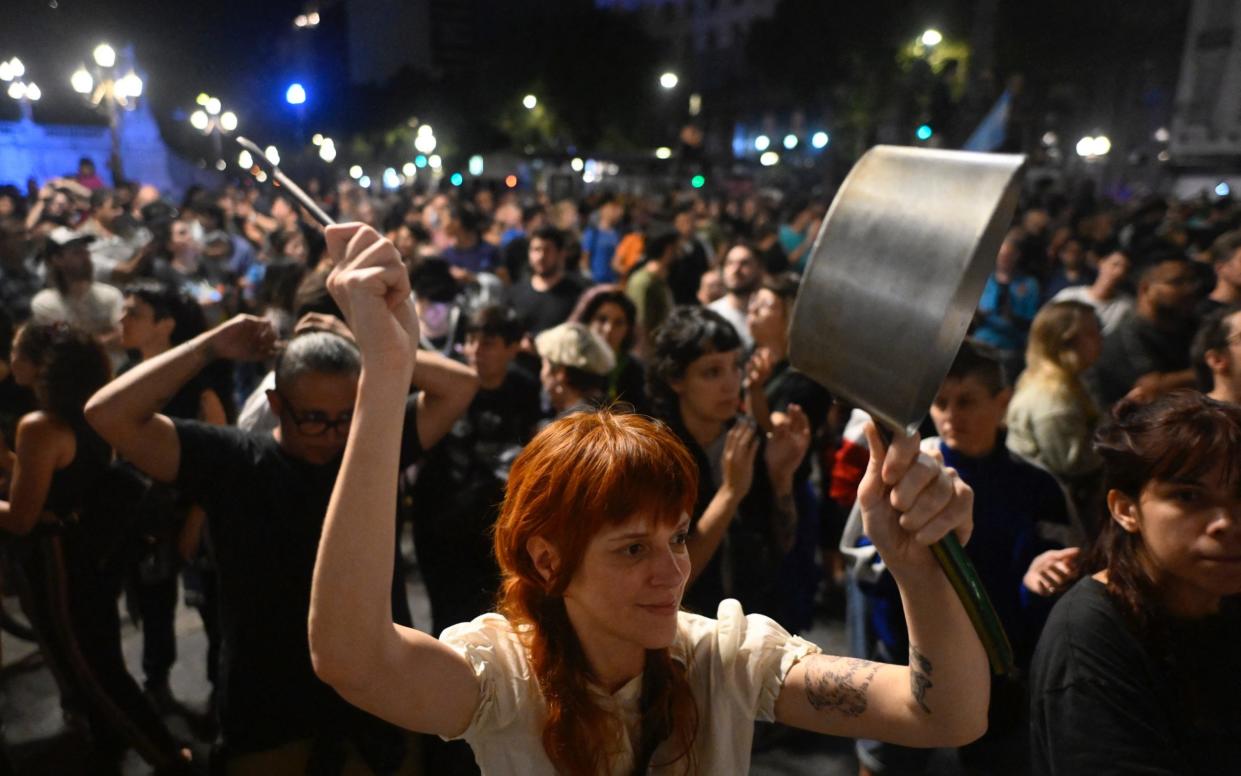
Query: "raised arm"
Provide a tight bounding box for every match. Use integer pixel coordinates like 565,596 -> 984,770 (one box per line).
308,223 -> 479,738
686,420 -> 756,582
412,349 -> 479,451
84,315 -> 275,483
774,423 -> 989,747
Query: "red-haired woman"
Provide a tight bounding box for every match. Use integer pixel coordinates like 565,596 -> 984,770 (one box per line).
309,225 -> 992,773
1029,392 -> 1241,775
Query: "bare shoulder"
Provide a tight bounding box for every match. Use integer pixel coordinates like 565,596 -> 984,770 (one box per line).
17,412 -> 75,466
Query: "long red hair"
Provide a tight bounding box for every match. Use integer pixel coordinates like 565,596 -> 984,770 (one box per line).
493,410 -> 700,774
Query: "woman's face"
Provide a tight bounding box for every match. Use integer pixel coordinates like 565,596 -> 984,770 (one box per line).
747,288 -> 786,348
1114,469 -> 1241,616
589,302 -> 630,354
563,512 -> 692,657
120,295 -> 159,351
673,349 -> 743,425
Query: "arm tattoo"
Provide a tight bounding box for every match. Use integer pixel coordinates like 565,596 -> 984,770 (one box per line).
909,645 -> 934,714
804,656 -> 880,717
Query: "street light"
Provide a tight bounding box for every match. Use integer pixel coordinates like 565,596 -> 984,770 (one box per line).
783,133 -> 798,150
920,29 -> 943,47
285,82 -> 307,105
659,72 -> 679,90
71,43 -> 144,183
188,93 -> 239,163
1,57 -> 40,120
811,131 -> 830,149
414,124 -> 436,154
1076,134 -> 1111,159
522,94 -> 537,110
754,134 -> 770,152
93,43 -> 117,69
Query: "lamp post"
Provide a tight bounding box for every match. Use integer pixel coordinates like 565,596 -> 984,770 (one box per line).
0,56 -> 41,121
190,93 -> 239,165
71,43 -> 144,184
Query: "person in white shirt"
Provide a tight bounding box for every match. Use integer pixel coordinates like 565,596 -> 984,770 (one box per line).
708,243 -> 763,351
308,224 -> 992,775
30,227 -> 123,361
1051,248 -> 1134,335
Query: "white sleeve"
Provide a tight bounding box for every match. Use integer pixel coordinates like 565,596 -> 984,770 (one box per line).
711,599 -> 821,722
438,614 -> 536,741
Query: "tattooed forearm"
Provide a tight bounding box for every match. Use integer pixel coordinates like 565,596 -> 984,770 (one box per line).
909,645 -> 934,714
804,655 -> 880,717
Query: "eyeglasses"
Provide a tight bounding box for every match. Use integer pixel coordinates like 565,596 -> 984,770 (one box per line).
275,392 -> 353,437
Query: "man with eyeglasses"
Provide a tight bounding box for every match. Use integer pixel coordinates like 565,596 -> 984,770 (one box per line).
84,309 -> 478,772
1086,254 -> 1200,408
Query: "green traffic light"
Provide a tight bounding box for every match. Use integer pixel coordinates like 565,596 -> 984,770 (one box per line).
691,175 -> 706,189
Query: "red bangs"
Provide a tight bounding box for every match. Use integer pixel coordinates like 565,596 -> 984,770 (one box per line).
494,411 -> 698,589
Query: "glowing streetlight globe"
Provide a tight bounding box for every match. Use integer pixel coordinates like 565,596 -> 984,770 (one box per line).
428,155 -> 442,170
783,133 -> 798,150
205,97 -> 221,116
403,162 -> 416,176
93,44 -> 117,68
522,94 -> 537,110
811,131 -> 829,149
920,29 -> 943,47
759,151 -> 779,167
414,136 -> 436,155
25,83 -> 40,101
190,110 -> 209,131
754,135 -> 770,152
318,144 -> 336,162
659,72 -> 678,90
285,83 -> 306,105
71,68 -> 94,95
6,82 -> 24,100
117,72 -> 143,98
220,112 -> 238,132
238,150 -> 253,168
264,145 -> 280,165
349,165 -> 363,179
655,147 -> 672,159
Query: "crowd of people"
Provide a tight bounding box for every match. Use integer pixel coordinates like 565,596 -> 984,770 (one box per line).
0,155 -> 1237,775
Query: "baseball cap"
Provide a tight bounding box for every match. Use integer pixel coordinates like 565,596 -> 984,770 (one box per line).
535,322 -> 616,377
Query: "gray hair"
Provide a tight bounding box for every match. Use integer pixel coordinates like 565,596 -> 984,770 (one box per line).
274,331 -> 361,391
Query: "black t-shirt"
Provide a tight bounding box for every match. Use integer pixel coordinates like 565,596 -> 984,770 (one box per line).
763,360 -> 832,484
507,273 -> 590,335
412,368 -> 540,634
1086,315 -> 1195,408
172,395 -> 422,755
667,239 -> 709,307
1030,577 -> 1241,776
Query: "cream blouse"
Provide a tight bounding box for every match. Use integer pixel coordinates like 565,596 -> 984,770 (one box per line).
439,598 -> 820,774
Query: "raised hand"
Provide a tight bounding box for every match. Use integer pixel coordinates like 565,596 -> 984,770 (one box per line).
857,422 -> 973,578
204,314 -> 278,363
721,418 -> 760,502
764,403 -> 811,490
1023,547 -> 1081,596
324,223 -> 419,374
